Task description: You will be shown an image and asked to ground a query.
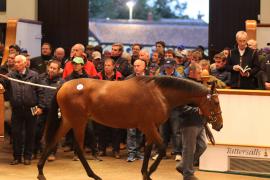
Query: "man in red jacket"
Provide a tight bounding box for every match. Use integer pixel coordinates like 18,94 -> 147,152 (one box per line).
62,43 -> 97,79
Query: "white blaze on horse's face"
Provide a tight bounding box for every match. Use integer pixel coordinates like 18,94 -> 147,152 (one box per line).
76,84 -> 84,91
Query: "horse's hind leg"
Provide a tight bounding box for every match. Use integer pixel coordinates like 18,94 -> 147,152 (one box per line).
73,125 -> 102,180
144,127 -> 166,178
37,123 -> 70,180
140,126 -> 164,180
148,143 -> 166,176
141,143 -> 153,180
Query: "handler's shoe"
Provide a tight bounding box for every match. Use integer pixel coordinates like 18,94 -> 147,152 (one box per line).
48,154 -> 56,162
175,154 -> 182,161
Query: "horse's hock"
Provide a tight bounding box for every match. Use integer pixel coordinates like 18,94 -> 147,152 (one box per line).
0,88 -> 4,141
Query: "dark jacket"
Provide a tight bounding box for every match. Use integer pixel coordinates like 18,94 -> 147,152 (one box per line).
0,69 -> 45,109
226,47 -> 260,89
64,69 -> 90,81
30,55 -> 52,74
113,56 -> 132,77
0,63 -> 10,74
178,77 -> 205,127
211,68 -> 231,86
97,70 -> 123,81
178,105 -> 205,127
40,73 -> 63,111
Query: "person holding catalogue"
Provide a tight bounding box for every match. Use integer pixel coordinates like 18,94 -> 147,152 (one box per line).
0,55 -> 45,165
226,31 -> 260,89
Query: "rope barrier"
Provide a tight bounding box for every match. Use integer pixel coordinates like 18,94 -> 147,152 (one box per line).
0,73 -> 57,90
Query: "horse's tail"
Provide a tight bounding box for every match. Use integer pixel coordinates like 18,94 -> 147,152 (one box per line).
204,123 -> 215,145
44,89 -> 61,145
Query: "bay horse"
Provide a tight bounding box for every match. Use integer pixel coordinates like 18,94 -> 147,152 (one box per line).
37,76 -> 223,180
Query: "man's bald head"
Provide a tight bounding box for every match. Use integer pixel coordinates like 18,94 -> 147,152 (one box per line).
134,59 -> 146,76
54,47 -> 65,60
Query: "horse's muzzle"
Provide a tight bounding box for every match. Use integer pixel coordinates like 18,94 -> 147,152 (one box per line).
215,124 -> 223,131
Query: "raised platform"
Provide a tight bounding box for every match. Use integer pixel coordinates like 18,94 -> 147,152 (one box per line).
200,89 -> 270,176
200,144 -> 270,176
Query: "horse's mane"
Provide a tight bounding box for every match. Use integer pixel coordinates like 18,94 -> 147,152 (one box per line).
135,76 -> 209,96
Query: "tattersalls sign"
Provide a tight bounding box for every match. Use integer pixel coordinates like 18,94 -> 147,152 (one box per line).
227,147 -> 270,159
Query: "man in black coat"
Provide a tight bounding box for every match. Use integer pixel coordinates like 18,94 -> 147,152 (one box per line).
226,31 -> 260,89
0,55 -> 45,165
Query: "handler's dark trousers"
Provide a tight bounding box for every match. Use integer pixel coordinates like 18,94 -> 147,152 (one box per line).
11,108 -> 36,161
176,126 -> 207,177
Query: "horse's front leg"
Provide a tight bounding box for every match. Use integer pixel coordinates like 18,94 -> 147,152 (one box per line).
37,141 -> 58,180
141,143 -> 153,180
37,122 -> 70,180
73,128 -> 102,180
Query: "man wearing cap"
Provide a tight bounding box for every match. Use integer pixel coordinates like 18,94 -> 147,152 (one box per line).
154,58 -> 183,161
177,44 -> 185,53
160,58 -> 181,77
175,51 -> 188,76
62,43 -> 97,79
92,51 -> 103,72
65,57 -> 89,80
64,56 -> 98,160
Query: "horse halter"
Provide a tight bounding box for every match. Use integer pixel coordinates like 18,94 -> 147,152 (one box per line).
205,93 -> 222,124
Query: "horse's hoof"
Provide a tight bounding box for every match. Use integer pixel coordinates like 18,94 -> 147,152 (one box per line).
142,174 -> 152,180
94,175 -> 102,180
37,174 -> 46,180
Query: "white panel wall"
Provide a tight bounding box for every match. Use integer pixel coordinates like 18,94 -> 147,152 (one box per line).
0,0 -> 37,23
16,21 -> 41,58
257,27 -> 270,49
211,93 -> 270,147
260,0 -> 270,23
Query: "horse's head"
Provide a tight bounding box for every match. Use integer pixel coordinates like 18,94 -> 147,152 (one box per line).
200,82 -> 223,131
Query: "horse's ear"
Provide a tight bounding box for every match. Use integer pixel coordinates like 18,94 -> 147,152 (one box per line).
210,81 -> 217,94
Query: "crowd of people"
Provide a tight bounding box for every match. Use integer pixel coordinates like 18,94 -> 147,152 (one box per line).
0,30 -> 270,180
